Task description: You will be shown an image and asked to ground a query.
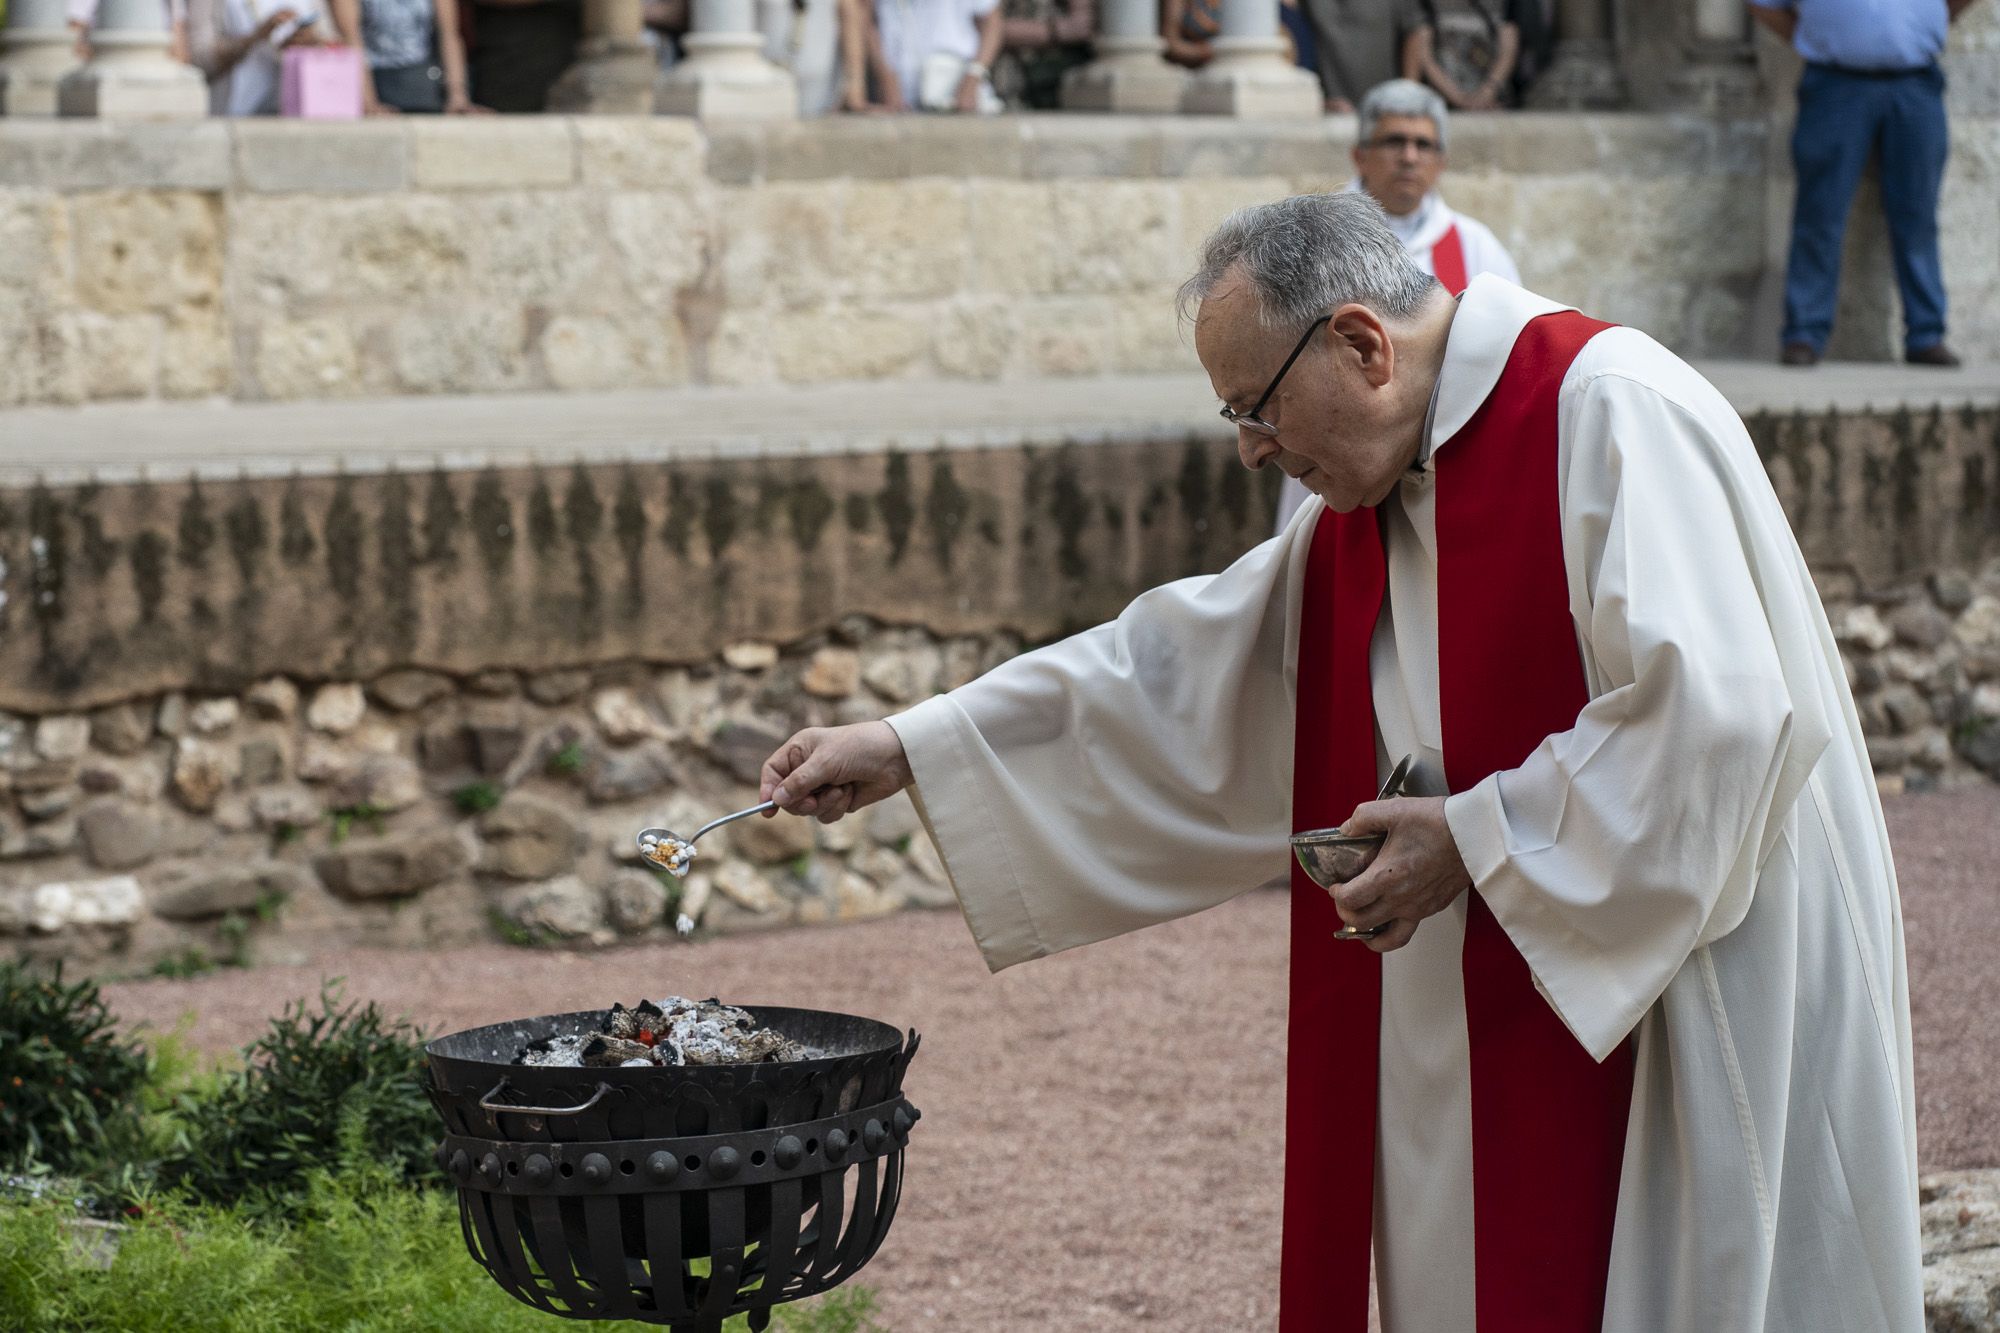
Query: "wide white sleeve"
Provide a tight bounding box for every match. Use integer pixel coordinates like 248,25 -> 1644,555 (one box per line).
1444,356 -> 1835,1061
886,515 -> 1313,972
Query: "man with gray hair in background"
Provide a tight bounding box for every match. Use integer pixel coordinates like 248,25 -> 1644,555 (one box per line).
755,191 -> 1921,1331
1277,77 -> 1517,528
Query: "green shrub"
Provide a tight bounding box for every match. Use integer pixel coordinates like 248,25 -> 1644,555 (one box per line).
451,782 -> 502,815
0,1158 -> 885,1332
0,963 -> 151,1178
158,985 -> 437,1210
545,742 -> 586,777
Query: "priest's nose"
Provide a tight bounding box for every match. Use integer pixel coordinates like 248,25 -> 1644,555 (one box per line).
1237,428 -> 1280,471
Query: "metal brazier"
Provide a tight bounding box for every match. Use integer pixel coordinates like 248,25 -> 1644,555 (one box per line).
426,1006 -> 920,1332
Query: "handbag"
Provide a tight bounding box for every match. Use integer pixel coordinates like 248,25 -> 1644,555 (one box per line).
280,44 -> 365,118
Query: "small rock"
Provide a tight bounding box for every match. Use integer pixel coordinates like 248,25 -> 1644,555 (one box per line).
315,830 -> 468,899
89,702 -> 154,756
171,737 -> 238,813
592,688 -> 661,746
1953,595 -> 2000,664
1932,572 -> 1976,615
238,738 -> 287,787
1875,772 -> 1907,799
333,755 -> 425,813
499,875 -> 602,939
34,715 -> 91,763
656,670 -> 723,730
526,669 -> 592,705
79,767 -> 123,795
419,721 -> 474,775
831,614 -> 874,646
1955,716 -> 2000,777
307,684 -> 367,735
155,693 -> 190,739
188,698 -> 240,735
582,743 -> 679,804
729,808 -> 817,864
865,790 -> 925,846
722,642 -> 779,672
250,785 -> 321,831
150,860 -> 309,921
19,787 -> 74,821
941,639 -> 983,691
296,735 -> 357,784
1867,733 -> 1922,771
465,703 -> 525,776
1851,657 -> 1886,692
861,643 -> 942,705
800,648 -> 861,699
0,812 -> 78,860
1915,730 -> 1952,771
466,670 -> 520,697
603,869 -> 669,933
1836,605 -> 1894,652
711,858 -> 783,914
77,801 -> 164,871
371,670 -> 455,713
895,871 -> 960,910
478,796 -> 583,880
1882,685 -> 1932,735
834,871 -> 900,922
817,817 -> 861,853
708,722 -> 787,786
27,876 -> 143,932
245,677 -> 300,721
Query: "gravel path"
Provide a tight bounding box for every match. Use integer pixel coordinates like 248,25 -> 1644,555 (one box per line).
100,789 -> 1999,1331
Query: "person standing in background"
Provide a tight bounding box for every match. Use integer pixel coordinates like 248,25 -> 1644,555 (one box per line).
1276,77 -> 1517,529
1751,0 -> 1978,368
1401,0 -> 1517,109
1296,0 -> 1410,110
330,0 -> 478,112
464,0 -> 579,112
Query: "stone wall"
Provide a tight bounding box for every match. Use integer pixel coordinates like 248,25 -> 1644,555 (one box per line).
1,402 -> 1997,971
0,112 -> 1864,409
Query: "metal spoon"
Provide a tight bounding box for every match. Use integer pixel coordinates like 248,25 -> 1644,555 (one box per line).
637,801 -> 778,858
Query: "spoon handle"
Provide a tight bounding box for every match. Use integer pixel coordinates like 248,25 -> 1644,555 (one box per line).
691,801 -> 778,843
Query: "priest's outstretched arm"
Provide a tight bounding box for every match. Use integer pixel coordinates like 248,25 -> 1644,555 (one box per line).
760,520 -> 1316,972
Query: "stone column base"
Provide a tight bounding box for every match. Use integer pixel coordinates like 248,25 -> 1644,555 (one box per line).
1061,38 -> 1189,113
1527,37 -> 1625,109
655,32 -> 798,119
0,41 -> 76,116
57,46 -> 206,119
1179,37 -> 1321,118
547,39 -> 661,114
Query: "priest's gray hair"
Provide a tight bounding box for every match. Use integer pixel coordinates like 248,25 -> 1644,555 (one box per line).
1177,193 -> 1439,334
1358,78 -> 1449,148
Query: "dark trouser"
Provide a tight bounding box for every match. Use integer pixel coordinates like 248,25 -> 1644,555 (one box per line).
1783,61 -> 1950,355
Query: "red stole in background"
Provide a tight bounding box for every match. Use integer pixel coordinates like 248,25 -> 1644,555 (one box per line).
1431,224 -> 1469,296
1280,311 -> 1635,1332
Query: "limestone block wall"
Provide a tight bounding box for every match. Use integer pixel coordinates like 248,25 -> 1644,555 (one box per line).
0,112 -> 1896,408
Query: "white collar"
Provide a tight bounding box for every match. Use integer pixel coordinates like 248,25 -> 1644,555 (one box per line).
1425,275 -> 1574,465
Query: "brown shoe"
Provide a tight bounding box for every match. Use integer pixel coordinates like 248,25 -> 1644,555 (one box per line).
1906,344 -> 1962,368
1780,342 -> 1820,367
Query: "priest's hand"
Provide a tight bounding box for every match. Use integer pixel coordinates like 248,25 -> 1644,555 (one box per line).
1332,796 -> 1472,953
760,722 -> 915,824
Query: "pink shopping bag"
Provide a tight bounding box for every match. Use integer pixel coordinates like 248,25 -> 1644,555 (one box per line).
281,45 -> 365,119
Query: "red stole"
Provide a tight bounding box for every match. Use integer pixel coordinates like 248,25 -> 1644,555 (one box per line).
1280,310 -> 1636,1332
1431,224 -> 1468,295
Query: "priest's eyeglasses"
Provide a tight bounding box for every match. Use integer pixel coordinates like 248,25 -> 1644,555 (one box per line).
1218,313 -> 1333,438
1364,133 -> 1442,156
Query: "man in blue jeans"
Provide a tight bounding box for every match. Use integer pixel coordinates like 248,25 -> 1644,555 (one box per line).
1750,0 -> 1980,368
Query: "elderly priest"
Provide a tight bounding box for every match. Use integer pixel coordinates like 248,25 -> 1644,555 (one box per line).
757,193 -> 1922,1332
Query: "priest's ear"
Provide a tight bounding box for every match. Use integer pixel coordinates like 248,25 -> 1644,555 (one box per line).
1328,304 -> 1395,388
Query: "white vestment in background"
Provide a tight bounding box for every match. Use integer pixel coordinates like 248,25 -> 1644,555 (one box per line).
887,276 -> 1924,1332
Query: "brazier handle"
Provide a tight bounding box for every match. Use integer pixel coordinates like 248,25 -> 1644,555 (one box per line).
479,1078 -> 613,1117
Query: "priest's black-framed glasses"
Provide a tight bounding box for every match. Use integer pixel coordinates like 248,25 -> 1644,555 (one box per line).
1218,312 -> 1333,438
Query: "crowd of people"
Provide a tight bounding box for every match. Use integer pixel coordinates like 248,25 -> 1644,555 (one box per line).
64,0 -> 1556,116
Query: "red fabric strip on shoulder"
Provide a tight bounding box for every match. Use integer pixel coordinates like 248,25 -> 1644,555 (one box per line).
1437,310 -> 1635,1332
1279,504 -> 1387,1333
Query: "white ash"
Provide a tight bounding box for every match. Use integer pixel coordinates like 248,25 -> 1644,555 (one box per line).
511,997 -> 814,1068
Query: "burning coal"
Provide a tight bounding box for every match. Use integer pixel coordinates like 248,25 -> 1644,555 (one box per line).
512,997 -> 814,1068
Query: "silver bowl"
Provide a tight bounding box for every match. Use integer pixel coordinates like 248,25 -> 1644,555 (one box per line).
1289,828 -> 1386,890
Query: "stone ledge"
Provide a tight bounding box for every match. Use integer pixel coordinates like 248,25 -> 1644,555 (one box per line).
0,111 -> 1778,194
